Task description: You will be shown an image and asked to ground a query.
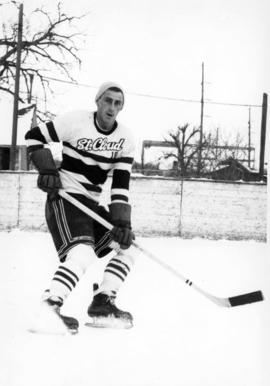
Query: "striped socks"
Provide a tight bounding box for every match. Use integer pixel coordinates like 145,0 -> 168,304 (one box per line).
105,257 -> 131,282
96,253 -> 134,296
47,243 -> 97,301
51,265 -> 79,298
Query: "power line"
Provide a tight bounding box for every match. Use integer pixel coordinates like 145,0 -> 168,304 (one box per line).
43,76 -> 262,108
204,100 -> 261,108
43,76 -> 98,89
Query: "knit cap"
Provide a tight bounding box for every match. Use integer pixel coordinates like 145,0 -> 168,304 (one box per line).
95,81 -> 124,104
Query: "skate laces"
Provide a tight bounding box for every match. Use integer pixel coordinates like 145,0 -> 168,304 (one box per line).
105,294 -> 116,305
92,291 -> 117,308
46,296 -> 63,310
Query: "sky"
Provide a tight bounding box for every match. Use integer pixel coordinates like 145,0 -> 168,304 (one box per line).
0,0 -> 269,162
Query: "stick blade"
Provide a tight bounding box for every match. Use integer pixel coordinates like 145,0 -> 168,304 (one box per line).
228,290 -> 264,307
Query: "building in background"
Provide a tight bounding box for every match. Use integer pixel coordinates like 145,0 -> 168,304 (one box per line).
0,101 -> 36,170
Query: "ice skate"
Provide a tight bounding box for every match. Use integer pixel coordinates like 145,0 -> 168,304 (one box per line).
28,296 -> 79,335
86,290 -> 133,329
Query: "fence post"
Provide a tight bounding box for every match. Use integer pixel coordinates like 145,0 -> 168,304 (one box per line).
17,173 -> 21,228
179,177 -> 184,236
259,93 -> 267,180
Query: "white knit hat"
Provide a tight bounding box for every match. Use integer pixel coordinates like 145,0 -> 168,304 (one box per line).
95,81 -> 124,103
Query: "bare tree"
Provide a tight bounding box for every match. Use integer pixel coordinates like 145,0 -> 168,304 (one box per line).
201,129 -> 222,171
161,124 -> 206,177
160,123 -> 253,177
220,132 -> 247,161
0,1 -> 87,118
201,129 -> 253,173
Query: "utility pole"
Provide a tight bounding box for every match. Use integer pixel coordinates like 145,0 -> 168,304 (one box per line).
9,3 -> 23,170
197,61 -> 204,177
248,107 -> 251,168
259,93 -> 268,179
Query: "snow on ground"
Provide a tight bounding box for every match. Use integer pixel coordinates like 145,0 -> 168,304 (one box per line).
0,230 -> 269,386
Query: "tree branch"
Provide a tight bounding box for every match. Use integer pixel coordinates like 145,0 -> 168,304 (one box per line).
0,0 -> 87,114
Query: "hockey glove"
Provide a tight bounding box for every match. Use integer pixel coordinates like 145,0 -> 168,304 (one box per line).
30,148 -> 62,196
109,202 -> 135,249
111,226 -> 135,249
37,170 -> 61,194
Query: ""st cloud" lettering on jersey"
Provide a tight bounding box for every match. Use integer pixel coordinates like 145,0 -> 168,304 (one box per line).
77,137 -> 125,152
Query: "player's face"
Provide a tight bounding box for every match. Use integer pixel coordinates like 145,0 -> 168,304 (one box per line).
96,90 -> 124,131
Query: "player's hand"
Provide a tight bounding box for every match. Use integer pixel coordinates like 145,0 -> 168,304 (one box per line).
111,226 -> 135,249
37,170 -> 62,194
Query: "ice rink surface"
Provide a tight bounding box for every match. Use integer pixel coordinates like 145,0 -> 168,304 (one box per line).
0,230 -> 269,386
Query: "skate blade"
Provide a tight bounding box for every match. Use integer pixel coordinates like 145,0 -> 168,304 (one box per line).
27,302 -> 74,336
27,327 -> 68,336
27,325 -> 78,335
85,316 -> 133,329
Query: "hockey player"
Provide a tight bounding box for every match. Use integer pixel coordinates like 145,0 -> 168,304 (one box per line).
25,82 -> 136,333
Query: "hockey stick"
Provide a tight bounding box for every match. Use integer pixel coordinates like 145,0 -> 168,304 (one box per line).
59,190 -> 264,308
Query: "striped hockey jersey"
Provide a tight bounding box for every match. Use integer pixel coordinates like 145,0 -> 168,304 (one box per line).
25,110 -> 135,205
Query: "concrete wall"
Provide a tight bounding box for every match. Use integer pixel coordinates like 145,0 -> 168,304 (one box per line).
0,171 -> 267,241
